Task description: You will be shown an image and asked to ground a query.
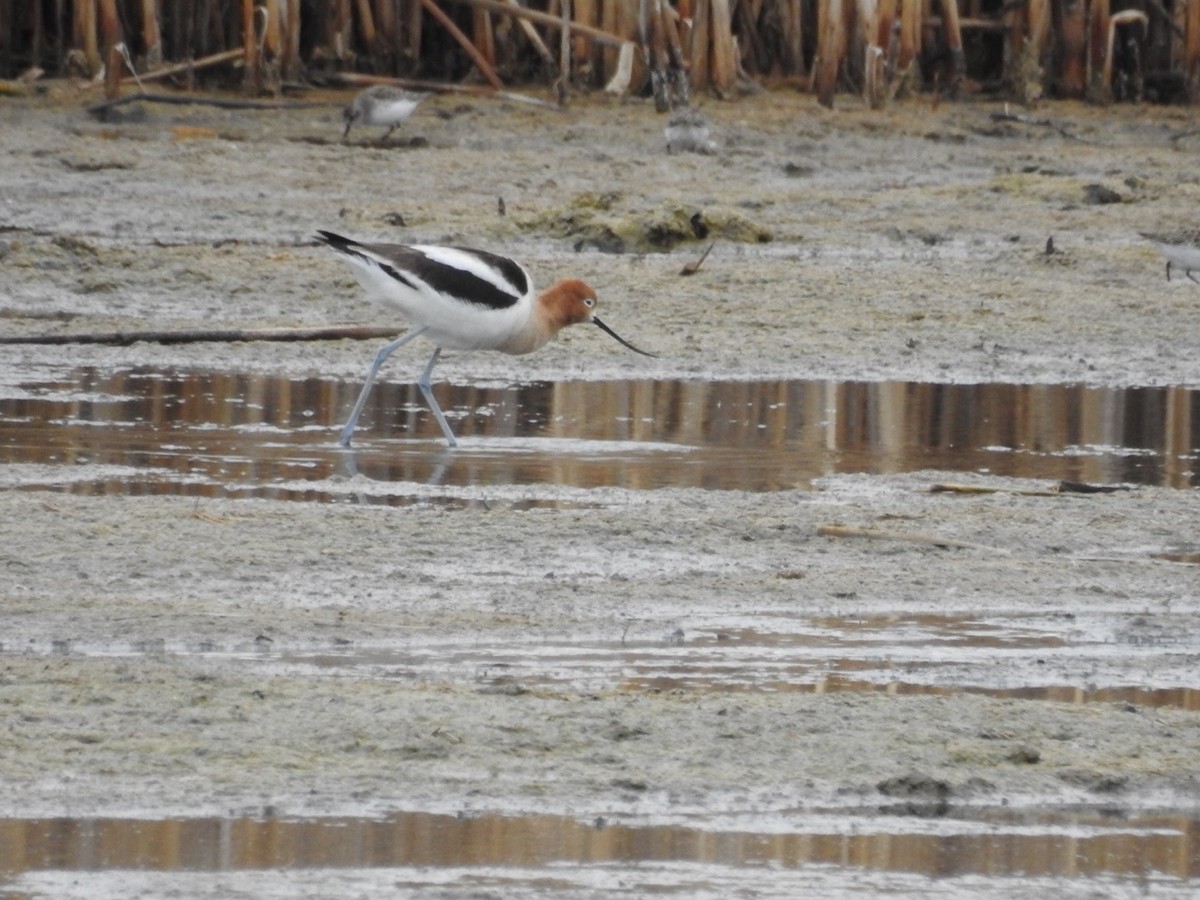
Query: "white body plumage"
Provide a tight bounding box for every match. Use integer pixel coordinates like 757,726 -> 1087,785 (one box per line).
316,231 -> 656,447
327,239 -> 546,353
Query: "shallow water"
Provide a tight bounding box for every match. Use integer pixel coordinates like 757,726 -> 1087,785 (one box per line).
1,806 -> 1195,887
29,612 -> 1198,708
0,367 -> 1195,500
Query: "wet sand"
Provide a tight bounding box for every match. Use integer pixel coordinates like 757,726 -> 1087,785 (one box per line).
1,83 -> 1199,896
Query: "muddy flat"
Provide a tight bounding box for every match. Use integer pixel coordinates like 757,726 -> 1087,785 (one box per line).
0,84 -> 1198,897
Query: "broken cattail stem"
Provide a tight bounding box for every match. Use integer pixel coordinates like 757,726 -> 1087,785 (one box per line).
1103,10 -> 1148,92
779,0 -> 804,75
445,0 -> 628,49
374,0 -> 397,60
560,0 -> 571,82
938,0 -> 965,80
1058,0 -> 1087,96
326,72 -> 563,109
1187,0 -> 1200,93
121,47 -> 245,84
242,0 -> 260,93
640,0 -> 670,109
140,0 -> 162,69
86,91 -> 330,117
284,0 -> 302,80
355,0 -> 378,48
473,3 -> 497,72
898,0 -> 920,71
504,0 -> 557,69
815,0 -> 844,108
75,0 -> 101,78
708,0 -> 735,96
690,0 -> 712,89
817,524 -> 1010,555
417,0 -> 505,89
98,0 -> 123,98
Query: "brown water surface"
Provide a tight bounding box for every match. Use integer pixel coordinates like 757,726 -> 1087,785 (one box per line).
1,808 -> 1196,882
0,367 -> 1195,500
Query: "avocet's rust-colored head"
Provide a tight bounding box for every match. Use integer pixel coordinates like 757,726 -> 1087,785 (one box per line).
540,278 -> 657,356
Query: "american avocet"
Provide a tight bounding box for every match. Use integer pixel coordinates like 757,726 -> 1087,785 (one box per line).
342,86 -> 430,142
316,230 -> 656,448
1140,231 -> 1200,283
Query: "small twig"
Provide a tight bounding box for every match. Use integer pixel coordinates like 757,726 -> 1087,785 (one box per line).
444,0 -> 629,49
323,72 -> 563,111
87,91 -> 330,118
121,47 -> 246,84
929,480 -> 1129,496
0,325 -> 401,347
989,111 -> 1100,145
1150,551 -> 1200,565
679,241 -> 715,276
817,523 -> 1010,555
929,482 -> 1060,496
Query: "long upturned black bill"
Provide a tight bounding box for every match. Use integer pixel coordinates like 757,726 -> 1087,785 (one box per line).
593,316 -> 658,357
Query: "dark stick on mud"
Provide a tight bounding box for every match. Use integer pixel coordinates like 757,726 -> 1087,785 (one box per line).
86,91 -> 332,117
0,325 -> 402,347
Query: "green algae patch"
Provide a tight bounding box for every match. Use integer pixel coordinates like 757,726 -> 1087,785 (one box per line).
521,193 -> 773,253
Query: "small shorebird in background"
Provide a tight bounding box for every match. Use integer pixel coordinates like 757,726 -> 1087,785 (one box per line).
342,85 -> 430,142
316,231 -> 657,448
1140,230 -> 1200,283
664,106 -> 714,155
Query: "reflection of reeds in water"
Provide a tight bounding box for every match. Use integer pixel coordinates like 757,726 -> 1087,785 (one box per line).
0,370 -> 1195,495
0,806 -> 1195,879
4,2 -> 1193,106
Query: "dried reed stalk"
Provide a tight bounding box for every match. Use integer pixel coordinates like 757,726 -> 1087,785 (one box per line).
571,0 -> 595,79
447,0 -> 628,49
406,0 -> 423,65
897,0 -> 919,70
355,0 -> 378,49
708,0 -> 735,95
242,0 -> 260,93
1088,0 -> 1110,92
1103,10 -> 1147,96
560,0 -> 571,82
778,0 -> 804,75
640,0 -> 670,109
938,0 -> 964,83
1188,0 -> 1200,94
98,0 -> 122,98
286,0 -> 302,80
505,0 -> 557,69
259,0 -> 290,92
374,0 -> 397,67
817,524 -> 1010,555
140,0 -> 162,69
418,0 -> 505,89
75,0 -> 101,77
473,3 -> 497,72
1058,0 -> 1087,96
690,0 -> 711,88
121,48 -> 245,84
863,0 -> 897,107
815,0 -> 845,107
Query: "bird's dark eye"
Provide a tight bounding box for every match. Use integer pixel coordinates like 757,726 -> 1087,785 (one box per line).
584,297 -> 595,308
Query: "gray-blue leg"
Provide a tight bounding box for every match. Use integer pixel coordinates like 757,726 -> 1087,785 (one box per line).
338,326 -> 429,447
416,347 -> 459,448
